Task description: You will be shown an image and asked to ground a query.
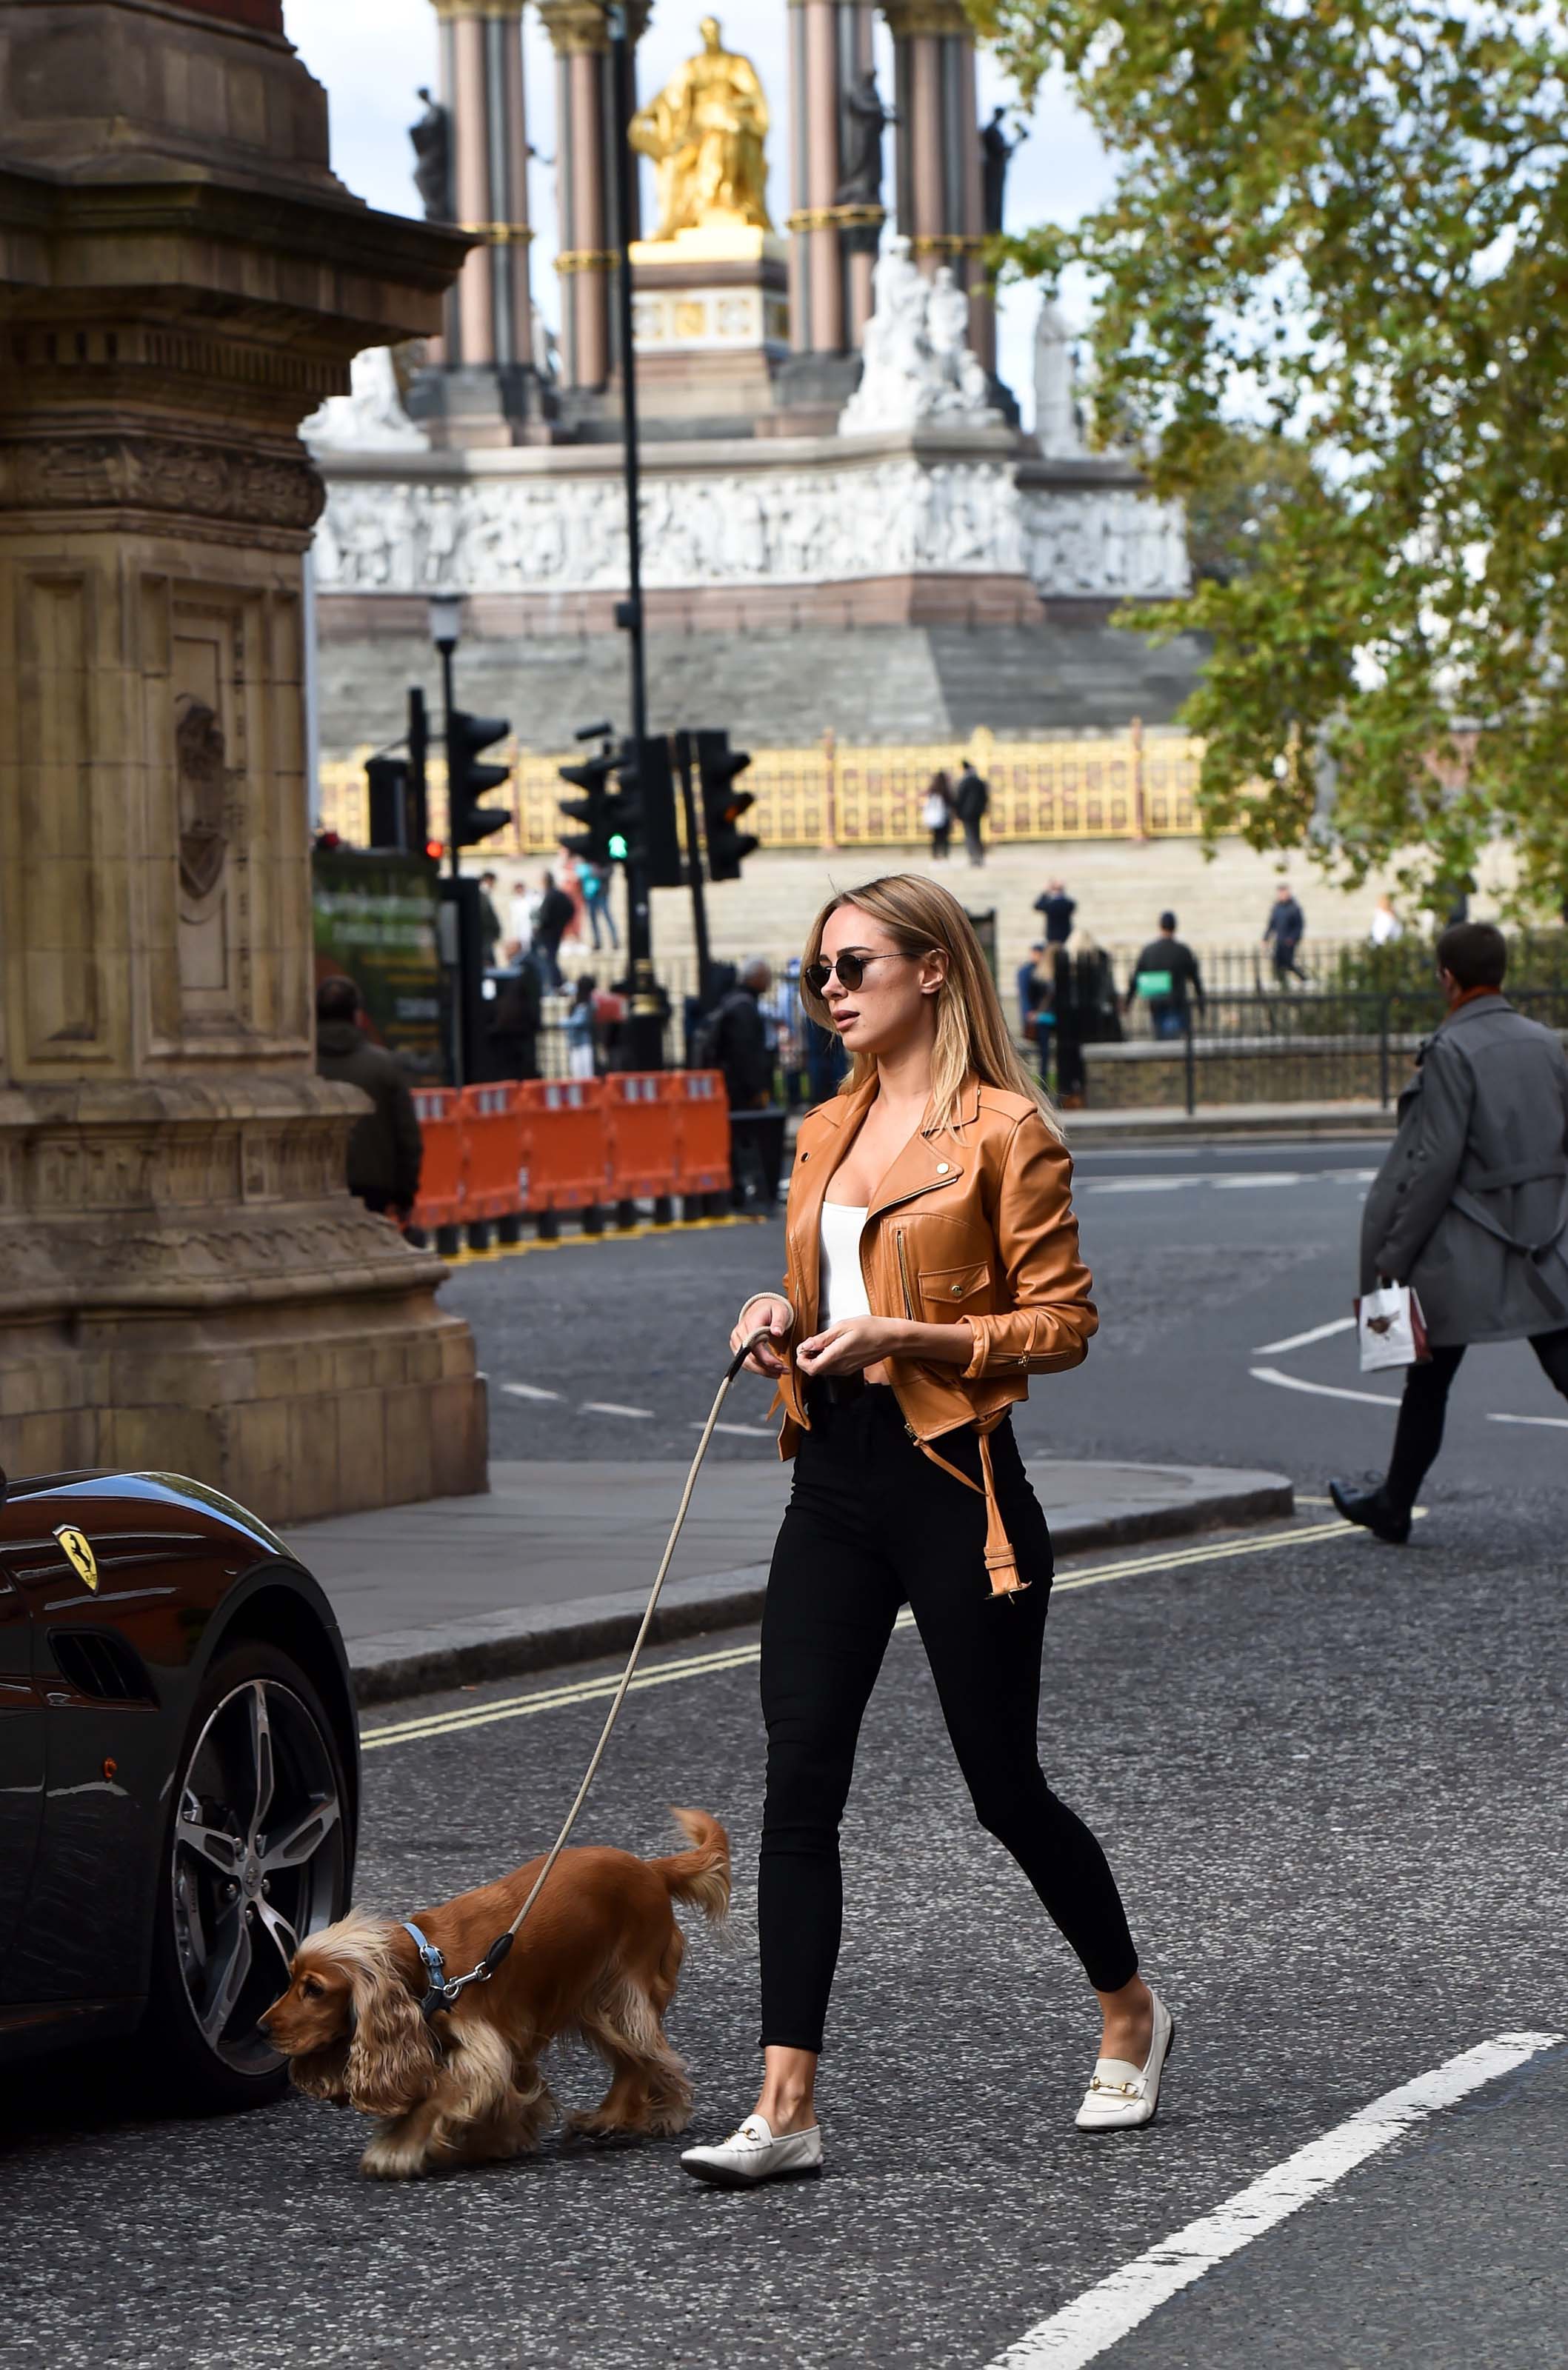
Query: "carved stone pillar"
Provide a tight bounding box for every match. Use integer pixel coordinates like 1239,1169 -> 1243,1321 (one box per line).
0,0 -> 487,1519
882,0 -> 994,371
539,0 -> 649,395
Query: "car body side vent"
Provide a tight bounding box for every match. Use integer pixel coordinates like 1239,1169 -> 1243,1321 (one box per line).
47,1629 -> 157,1705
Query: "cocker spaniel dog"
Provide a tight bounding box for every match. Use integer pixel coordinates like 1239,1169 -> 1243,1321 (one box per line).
259,1808 -> 730,2180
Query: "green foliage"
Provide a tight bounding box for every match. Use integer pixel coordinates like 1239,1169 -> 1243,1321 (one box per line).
974,0 -> 1568,911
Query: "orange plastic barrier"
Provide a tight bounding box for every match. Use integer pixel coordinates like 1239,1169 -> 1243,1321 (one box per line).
411,1086 -> 465,1232
459,1084 -> 526,1224
670,1069 -> 731,1195
603,1072 -> 681,1202
516,1077 -> 610,1212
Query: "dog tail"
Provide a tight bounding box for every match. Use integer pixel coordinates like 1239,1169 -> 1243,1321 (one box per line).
653,1807 -> 731,1929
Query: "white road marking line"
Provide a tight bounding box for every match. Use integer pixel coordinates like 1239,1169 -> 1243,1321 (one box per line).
702,1421 -> 778,1438
499,1382 -> 561,1401
1252,1317 -> 1357,1355
1084,1177 -> 1196,1194
1488,1411 -> 1568,1429
1212,1172 -> 1302,1188
580,1401 -> 654,1419
361,1520 -> 1349,1751
1251,1364 -> 1402,1407
984,2030 -> 1563,2370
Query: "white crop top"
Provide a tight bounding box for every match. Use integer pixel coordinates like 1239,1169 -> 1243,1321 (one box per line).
818,1203 -> 871,1325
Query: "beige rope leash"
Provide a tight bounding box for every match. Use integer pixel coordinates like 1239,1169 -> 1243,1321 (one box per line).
424,1326 -> 773,2010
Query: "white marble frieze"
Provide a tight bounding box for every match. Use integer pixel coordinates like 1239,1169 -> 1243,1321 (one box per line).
311,450 -> 1188,603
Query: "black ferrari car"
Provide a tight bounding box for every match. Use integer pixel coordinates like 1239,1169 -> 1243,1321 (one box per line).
0,1463 -> 358,2109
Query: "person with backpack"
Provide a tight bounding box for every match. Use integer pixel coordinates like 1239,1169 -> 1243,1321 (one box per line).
578,858 -> 618,952
1124,912 -> 1205,1040
1052,927 -> 1118,1106
952,761 -> 990,867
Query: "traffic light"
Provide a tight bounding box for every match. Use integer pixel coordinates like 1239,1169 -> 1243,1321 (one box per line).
557,741 -> 617,867
447,709 -> 512,847
365,753 -> 412,850
611,734 -> 683,888
695,729 -> 758,881
407,686 -> 431,853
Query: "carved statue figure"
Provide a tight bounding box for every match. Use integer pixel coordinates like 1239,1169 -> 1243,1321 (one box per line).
301,347 -> 430,453
409,87 -> 452,222
981,105 -> 1024,237
1033,298 -> 1087,458
630,16 -> 773,239
839,236 -> 998,433
836,67 -> 896,208
175,698 -> 233,902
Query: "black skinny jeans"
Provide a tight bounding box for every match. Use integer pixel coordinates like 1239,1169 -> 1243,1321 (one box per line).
1387,1326 -> 1568,1511
757,1383 -> 1138,2054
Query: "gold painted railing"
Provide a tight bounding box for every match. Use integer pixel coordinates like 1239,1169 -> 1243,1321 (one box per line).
316,725 -> 1203,858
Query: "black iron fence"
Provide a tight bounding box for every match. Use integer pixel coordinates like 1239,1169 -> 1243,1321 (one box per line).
1073,989 -> 1568,1114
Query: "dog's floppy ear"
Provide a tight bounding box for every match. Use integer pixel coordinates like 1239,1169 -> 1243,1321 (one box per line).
290,2038 -> 353,2103
344,1954 -> 441,2117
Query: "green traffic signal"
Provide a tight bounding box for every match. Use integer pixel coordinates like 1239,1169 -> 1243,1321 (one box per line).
608,831 -> 629,861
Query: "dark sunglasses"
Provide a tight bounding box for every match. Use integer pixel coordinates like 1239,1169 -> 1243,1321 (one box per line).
802,950 -> 926,995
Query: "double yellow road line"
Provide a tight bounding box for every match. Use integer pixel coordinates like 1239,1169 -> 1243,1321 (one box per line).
361,1516 -> 1354,1755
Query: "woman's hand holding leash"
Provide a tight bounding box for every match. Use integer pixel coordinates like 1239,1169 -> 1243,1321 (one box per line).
731,1296 -> 793,1375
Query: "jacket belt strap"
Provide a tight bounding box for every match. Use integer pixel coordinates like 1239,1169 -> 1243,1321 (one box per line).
916,1421 -> 1027,1598
1458,1156 -> 1568,1192
1448,1184 -> 1568,1322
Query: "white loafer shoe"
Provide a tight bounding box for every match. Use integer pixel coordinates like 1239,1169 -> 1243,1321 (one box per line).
681,2114 -> 823,2189
1075,1992 -> 1175,2132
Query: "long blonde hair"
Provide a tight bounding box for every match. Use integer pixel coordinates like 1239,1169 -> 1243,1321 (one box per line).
801,874 -> 1059,1137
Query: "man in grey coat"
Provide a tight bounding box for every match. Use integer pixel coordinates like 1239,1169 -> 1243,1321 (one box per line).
1332,921 -> 1568,1541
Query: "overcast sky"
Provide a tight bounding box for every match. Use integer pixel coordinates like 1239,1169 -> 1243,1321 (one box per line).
281,1 -> 1111,424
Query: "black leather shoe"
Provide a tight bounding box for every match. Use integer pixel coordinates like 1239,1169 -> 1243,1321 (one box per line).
1330,1478 -> 1412,1544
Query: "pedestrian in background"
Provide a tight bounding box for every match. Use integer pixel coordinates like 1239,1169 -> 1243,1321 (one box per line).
315,975 -> 422,1221
1263,883 -> 1307,984
684,873 -> 1168,2192
579,858 -> 619,951
480,944 -> 541,1083
1052,927 -> 1118,1108
1034,878 -> 1076,944
476,870 -> 504,969
952,758 -> 990,867
556,848 -> 586,944
922,771 -> 953,860
764,958 -> 807,1108
564,974 -> 598,1080
1126,912 -> 1205,1040
1370,893 -> 1401,948
1332,922 -> 1568,1542
1018,941 -> 1055,1084
531,870 -> 574,992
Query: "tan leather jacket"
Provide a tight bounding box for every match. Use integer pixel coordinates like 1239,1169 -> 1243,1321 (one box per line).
744,1072 -> 1097,1596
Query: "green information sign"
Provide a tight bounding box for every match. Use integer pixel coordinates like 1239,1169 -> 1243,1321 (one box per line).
312,847 -> 444,1078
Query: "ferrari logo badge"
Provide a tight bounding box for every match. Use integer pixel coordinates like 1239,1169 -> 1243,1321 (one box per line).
54,1526 -> 99,1592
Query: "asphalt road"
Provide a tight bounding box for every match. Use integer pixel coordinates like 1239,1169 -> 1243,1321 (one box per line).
441,1135 -> 1568,1511
6,1493 -> 1565,2366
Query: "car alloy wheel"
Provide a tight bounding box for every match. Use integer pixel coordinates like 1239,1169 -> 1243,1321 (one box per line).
170,1666 -> 347,2081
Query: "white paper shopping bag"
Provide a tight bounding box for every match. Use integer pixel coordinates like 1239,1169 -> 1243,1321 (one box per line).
1355,1283 -> 1430,1372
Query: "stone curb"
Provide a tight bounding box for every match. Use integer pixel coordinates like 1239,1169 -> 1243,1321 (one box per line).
348,1474 -> 1294,1706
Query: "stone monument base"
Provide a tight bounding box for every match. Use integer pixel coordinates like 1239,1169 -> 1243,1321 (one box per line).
630,227 -> 790,423
0,1080 -> 486,1523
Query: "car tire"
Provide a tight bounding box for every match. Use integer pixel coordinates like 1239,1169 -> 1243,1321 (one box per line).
145,1640 -> 355,2113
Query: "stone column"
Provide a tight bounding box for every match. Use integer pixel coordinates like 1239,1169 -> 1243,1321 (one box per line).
883,0 -> 992,366
780,1 -> 881,415
539,0 -> 648,394
0,0 -> 486,1520
421,0 -> 544,441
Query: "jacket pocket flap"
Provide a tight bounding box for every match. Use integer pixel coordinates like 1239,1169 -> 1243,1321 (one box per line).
918,1260 -> 991,1306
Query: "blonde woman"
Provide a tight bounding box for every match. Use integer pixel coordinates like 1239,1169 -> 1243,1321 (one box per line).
681,877 -> 1170,2191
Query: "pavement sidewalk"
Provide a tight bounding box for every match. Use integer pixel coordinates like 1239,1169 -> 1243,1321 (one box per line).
281,1455 -> 1294,1705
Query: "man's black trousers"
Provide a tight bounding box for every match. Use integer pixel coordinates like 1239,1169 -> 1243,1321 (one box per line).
757,1383 -> 1138,2054
1387,1326 -> 1568,1510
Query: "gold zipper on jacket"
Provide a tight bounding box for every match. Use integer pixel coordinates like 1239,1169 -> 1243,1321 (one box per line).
895,1227 -> 915,1322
